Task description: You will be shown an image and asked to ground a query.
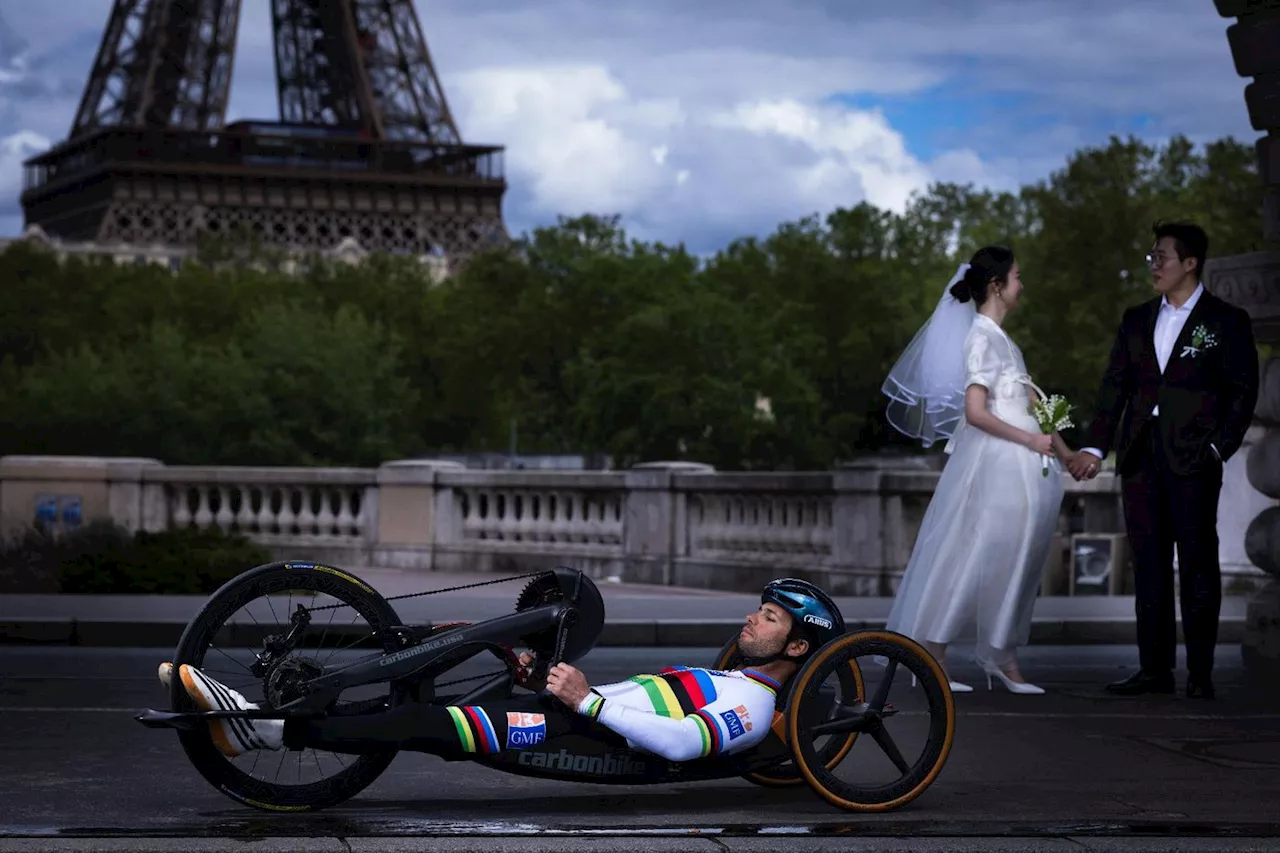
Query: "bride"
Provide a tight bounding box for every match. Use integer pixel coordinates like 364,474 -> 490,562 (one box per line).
880,246 -> 1070,694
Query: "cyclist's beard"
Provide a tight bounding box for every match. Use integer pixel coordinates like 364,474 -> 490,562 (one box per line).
737,633 -> 786,667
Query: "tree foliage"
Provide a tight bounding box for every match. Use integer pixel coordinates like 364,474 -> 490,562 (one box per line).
0,134 -> 1273,469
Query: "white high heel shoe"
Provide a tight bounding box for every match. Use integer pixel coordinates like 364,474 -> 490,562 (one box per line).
984,665 -> 1045,695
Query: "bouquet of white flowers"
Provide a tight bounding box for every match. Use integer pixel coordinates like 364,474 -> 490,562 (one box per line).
1029,394 -> 1073,477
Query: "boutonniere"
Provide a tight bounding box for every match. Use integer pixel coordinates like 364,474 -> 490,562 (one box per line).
1181,324 -> 1218,359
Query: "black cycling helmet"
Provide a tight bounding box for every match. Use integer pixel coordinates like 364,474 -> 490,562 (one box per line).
749,577 -> 845,665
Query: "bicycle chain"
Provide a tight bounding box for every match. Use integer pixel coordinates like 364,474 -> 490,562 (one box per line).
303,570 -> 559,684
303,569 -> 550,613
435,669 -> 509,689
287,570 -> 564,691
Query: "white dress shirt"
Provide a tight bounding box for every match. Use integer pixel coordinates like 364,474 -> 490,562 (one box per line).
1081,284 -> 1216,464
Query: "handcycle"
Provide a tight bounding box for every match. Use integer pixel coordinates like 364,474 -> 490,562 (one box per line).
135,560 -> 956,814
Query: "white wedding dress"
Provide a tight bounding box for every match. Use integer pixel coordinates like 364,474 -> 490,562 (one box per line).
885,313 -> 1065,670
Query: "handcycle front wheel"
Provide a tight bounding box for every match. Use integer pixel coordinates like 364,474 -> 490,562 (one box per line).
787,630 -> 956,812
170,560 -> 406,812
712,635 -> 863,788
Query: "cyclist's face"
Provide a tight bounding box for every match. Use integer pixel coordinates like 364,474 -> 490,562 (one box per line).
740,603 -> 793,656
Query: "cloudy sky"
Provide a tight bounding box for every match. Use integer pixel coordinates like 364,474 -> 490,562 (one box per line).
0,0 -> 1259,254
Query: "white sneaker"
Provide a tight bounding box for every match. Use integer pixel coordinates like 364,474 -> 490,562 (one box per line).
158,661 -> 173,690
177,664 -> 283,756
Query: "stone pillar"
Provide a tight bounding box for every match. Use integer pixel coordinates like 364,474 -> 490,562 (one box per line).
1204,255 -> 1280,676
1217,424 -> 1278,588
1217,0 -> 1280,240
369,459 -> 462,571
832,468 -> 892,596
0,455 -> 162,536
624,461 -> 714,585
1241,355 -> 1280,670
1211,0 -> 1280,676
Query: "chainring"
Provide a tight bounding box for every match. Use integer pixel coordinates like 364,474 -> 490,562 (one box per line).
516,573 -> 565,612
514,573 -> 564,654
510,569 -> 605,665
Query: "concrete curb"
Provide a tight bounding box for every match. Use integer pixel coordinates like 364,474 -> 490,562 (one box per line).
1,838 -> 1278,853
4,838 -> 1279,853
0,617 -> 1246,647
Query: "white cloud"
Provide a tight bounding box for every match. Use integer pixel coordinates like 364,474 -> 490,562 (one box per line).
410,0 -> 1260,247
450,64 -> 962,229
0,129 -> 47,210
711,99 -> 933,215
0,55 -> 26,86
448,64 -> 961,246
448,65 -> 1023,247
0,6 -> 30,100
450,65 -> 687,216
929,149 -> 1023,194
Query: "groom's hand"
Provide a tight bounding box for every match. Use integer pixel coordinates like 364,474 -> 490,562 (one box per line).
1067,451 -> 1101,480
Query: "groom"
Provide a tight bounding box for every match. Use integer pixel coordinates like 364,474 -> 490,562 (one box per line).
1067,220 -> 1259,700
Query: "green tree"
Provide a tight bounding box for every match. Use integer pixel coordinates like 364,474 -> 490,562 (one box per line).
423,215 -> 711,456
0,304 -> 419,466
564,254 -> 824,469
0,322 -> 264,463
1007,134 -> 1271,443
0,133 -> 1272,470
226,301 -> 422,466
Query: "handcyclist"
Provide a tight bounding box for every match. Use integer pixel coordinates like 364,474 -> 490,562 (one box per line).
159,578 -> 845,764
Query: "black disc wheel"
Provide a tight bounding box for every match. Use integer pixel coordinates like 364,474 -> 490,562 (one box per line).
712,635 -> 863,787
170,561 -> 406,812
786,630 -> 955,812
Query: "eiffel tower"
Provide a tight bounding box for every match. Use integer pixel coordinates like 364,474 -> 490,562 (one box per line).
18,0 -> 507,269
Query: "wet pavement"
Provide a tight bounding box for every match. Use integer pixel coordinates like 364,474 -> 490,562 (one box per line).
0,645 -> 1278,851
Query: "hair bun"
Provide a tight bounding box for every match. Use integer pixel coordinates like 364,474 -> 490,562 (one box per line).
952,264 -> 986,303
953,246 -> 1015,308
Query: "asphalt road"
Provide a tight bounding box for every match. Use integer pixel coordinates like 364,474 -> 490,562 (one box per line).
2,645 -> 1280,852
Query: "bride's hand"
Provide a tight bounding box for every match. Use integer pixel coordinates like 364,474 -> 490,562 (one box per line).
1024,432 -> 1054,456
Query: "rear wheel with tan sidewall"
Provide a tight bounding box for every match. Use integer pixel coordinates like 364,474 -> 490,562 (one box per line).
712,635 -> 863,788
786,630 -> 955,812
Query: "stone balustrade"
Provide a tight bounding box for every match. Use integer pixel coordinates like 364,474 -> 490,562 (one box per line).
1,453 -> 1271,596
161,465 -> 374,548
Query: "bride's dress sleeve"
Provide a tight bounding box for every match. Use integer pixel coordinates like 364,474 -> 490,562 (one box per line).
964,333 -> 1001,392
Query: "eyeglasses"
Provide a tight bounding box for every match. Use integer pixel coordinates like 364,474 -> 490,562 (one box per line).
1144,252 -> 1173,267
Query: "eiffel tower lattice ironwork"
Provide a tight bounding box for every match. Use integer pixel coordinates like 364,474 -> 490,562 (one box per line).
19,0 -> 507,269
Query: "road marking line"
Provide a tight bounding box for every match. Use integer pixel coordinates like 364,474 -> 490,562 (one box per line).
2,707 -> 1279,722
0,707 -> 143,713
